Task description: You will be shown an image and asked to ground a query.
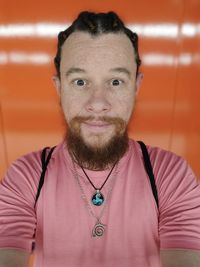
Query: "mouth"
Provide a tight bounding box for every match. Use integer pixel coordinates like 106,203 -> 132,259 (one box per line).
84,120 -> 110,126
82,120 -> 112,131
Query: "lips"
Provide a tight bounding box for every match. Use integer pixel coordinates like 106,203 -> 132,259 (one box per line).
82,120 -> 111,131
84,121 -> 110,127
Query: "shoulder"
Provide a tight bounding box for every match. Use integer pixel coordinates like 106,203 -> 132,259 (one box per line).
130,139 -> 199,203
130,139 -> 187,173
147,144 -> 199,189
4,142 -> 63,176
134,140 -> 197,184
1,142 -> 64,201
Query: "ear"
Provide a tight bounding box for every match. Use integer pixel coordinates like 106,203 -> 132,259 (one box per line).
52,75 -> 61,97
135,72 -> 143,96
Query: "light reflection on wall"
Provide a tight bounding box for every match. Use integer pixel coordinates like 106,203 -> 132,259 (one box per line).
1,22 -> 199,66
0,51 -> 199,66
0,52 -> 50,65
0,23 -> 199,38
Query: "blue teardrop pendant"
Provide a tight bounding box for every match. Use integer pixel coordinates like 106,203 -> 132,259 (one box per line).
92,190 -> 104,206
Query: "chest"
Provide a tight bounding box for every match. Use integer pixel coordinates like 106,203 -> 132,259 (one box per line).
34,162 -> 159,263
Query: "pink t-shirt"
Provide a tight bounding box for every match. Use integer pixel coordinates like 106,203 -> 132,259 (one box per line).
0,139 -> 200,267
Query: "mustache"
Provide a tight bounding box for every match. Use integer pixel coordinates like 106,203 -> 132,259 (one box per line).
69,116 -> 126,126
69,116 -> 127,136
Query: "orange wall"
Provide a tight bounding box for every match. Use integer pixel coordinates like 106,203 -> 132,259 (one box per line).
1,0 -> 200,182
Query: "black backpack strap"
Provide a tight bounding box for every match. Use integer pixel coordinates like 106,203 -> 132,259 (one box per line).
34,146 -> 56,208
137,141 -> 159,208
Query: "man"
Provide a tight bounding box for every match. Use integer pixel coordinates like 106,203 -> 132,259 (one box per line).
0,11 -> 200,267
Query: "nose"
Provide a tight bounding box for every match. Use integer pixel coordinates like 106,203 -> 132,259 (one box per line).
85,87 -> 111,114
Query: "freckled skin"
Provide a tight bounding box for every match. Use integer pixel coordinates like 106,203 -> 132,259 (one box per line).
53,32 -> 142,148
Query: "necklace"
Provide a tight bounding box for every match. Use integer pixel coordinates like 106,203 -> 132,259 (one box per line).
80,163 -> 117,206
72,161 -> 118,238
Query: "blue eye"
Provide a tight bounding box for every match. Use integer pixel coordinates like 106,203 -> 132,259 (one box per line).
111,79 -> 122,86
74,79 -> 86,86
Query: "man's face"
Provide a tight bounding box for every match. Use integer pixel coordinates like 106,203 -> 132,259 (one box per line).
54,31 -> 142,155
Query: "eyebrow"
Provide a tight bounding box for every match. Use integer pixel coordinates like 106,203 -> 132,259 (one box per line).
109,67 -> 131,77
65,67 -> 86,77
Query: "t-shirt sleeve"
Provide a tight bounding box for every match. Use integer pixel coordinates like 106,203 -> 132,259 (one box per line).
149,147 -> 200,251
0,152 -> 41,253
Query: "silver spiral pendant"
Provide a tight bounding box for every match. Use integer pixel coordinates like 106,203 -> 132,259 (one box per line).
92,221 -> 106,237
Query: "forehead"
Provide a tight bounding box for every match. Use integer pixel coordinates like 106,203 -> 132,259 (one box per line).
60,31 -> 136,70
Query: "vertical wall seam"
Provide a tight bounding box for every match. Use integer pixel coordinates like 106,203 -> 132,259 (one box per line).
168,0 -> 186,152
0,101 -> 9,170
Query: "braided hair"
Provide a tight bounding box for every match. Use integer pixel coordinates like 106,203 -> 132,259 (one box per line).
54,11 -> 141,77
